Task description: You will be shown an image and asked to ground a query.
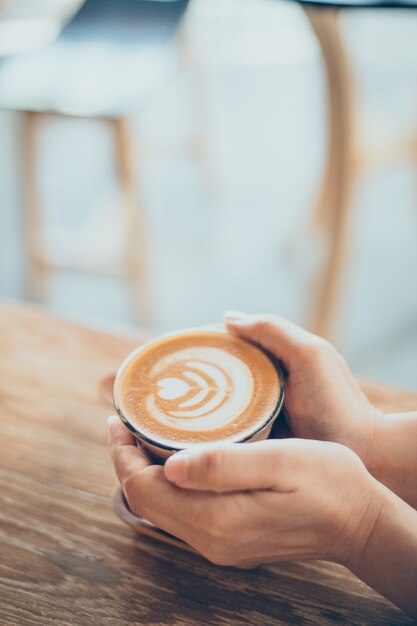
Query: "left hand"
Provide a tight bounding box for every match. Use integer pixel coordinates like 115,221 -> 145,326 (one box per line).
108,416 -> 382,569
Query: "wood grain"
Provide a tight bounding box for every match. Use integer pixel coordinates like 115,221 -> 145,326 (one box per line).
0,302 -> 415,625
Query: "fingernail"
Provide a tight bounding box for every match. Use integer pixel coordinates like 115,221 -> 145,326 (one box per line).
107,415 -> 119,426
224,310 -> 246,322
165,451 -> 190,484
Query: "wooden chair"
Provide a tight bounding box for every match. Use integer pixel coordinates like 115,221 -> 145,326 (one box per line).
0,0 -> 189,325
293,0 -> 417,339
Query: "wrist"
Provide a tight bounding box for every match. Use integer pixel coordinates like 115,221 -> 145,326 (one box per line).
361,411 -> 417,508
343,480 -> 417,619
332,472 -> 385,568
358,409 -> 387,480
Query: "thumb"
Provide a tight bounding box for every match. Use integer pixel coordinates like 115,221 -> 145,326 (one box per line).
164,440 -> 300,493
223,311 -> 321,372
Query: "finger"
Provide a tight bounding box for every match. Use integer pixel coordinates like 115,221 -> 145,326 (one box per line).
107,415 -> 150,483
124,464 -> 219,523
107,414 -> 136,447
138,505 -> 203,554
122,464 -> 228,557
138,500 -> 232,565
164,439 -> 302,492
223,311 -> 320,372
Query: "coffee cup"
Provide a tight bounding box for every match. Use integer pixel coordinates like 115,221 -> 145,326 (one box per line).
113,327 -> 285,462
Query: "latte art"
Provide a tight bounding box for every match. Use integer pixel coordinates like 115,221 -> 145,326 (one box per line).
149,348 -> 252,431
116,329 -> 282,448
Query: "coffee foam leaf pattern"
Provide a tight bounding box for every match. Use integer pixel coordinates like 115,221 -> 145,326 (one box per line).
148,348 -> 253,431
118,330 -> 281,446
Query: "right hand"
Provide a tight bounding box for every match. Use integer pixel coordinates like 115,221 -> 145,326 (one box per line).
109,416 -> 382,570
223,311 -> 383,466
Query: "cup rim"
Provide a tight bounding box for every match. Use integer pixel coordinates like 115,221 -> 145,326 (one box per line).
113,326 -> 286,453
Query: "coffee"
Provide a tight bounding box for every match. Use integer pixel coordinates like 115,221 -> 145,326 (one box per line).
114,328 -> 284,460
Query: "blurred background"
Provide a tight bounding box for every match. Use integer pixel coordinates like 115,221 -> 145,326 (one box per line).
0,0 -> 416,388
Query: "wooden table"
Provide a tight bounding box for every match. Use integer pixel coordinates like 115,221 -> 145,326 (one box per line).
1,302 -> 416,626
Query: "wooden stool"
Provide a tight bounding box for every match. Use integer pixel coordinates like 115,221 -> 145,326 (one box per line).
0,0 -> 190,325
293,0 -> 417,339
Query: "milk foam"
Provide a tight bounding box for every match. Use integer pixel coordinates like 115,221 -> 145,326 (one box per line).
147,347 -> 253,431
117,329 -> 282,447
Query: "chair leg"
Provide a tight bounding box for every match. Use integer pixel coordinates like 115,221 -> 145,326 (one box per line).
112,117 -> 152,326
21,110 -> 48,303
302,7 -> 357,340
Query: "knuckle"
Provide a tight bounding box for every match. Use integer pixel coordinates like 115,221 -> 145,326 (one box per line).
253,314 -> 277,337
181,504 -> 205,530
122,467 -> 161,516
200,449 -> 223,481
142,464 -> 163,483
204,540 -> 235,567
111,445 -> 124,474
194,505 -> 217,532
200,514 -> 237,565
121,473 -> 142,514
298,336 -> 333,362
207,511 -> 233,540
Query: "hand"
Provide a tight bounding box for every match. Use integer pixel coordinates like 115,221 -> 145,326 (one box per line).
108,416 -> 380,569
224,311 -> 383,467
